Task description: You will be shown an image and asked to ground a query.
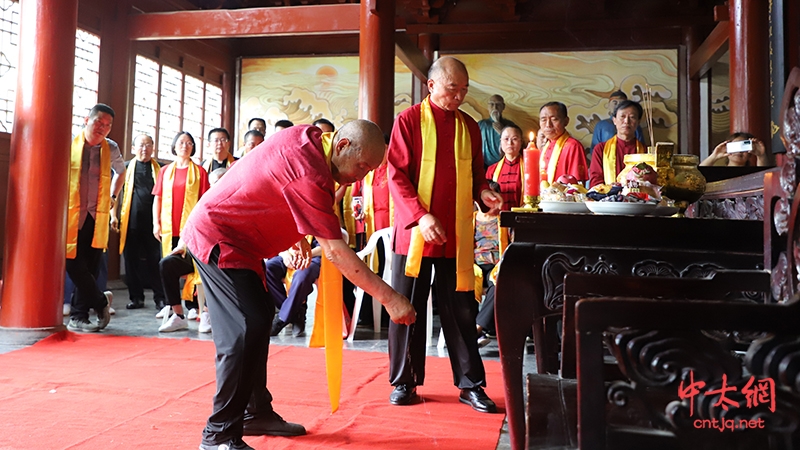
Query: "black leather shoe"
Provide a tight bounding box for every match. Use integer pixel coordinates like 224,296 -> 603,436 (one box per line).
459,387 -> 497,413
126,300 -> 144,310
270,318 -> 287,336
199,438 -> 254,450
389,384 -> 417,405
243,411 -> 306,436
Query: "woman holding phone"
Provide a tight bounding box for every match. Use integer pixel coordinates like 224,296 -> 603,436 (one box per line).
700,132 -> 771,167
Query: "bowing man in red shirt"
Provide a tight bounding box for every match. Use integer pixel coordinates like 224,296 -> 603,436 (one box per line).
387,56 -> 504,413
179,121 -> 416,450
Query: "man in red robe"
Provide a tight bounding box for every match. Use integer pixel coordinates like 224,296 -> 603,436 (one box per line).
180,121 -> 416,450
539,102 -> 588,184
588,100 -> 646,187
387,56 -> 503,413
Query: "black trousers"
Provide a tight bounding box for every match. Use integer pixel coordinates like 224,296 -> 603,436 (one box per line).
476,282 -> 495,333
388,254 -> 486,389
65,215 -> 107,320
191,246 -> 275,446
124,227 -> 165,304
159,237 -> 197,308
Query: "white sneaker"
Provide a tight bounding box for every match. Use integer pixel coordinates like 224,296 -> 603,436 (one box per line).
199,311 -> 212,334
63,303 -> 71,316
187,308 -> 199,320
158,313 -> 189,332
156,305 -> 172,319
109,307 -> 116,315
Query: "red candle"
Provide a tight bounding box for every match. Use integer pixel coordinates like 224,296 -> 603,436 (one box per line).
523,132 -> 540,197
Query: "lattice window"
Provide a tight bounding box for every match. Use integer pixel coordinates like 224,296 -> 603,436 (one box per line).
132,55 -> 223,162
0,0 -> 19,133
72,29 -> 100,137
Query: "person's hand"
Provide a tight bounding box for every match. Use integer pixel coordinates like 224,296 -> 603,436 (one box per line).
353,209 -> 365,221
168,238 -> 187,257
481,189 -> 504,215
110,215 -> 119,233
280,251 -> 295,270
711,140 -> 730,160
750,138 -> 766,157
418,213 -> 446,245
383,291 -> 416,325
288,238 -> 312,271
153,223 -> 161,242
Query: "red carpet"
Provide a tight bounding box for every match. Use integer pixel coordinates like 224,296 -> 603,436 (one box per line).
0,332 -> 505,449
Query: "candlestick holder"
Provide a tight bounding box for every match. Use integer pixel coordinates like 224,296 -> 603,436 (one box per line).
511,195 -> 540,212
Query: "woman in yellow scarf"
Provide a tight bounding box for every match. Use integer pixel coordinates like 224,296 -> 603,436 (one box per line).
152,131 -> 210,332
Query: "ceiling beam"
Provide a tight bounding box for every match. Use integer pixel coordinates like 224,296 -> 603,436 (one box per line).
689,21 -> 729,79
128,4 -> 360,40
395,33 -> 430,82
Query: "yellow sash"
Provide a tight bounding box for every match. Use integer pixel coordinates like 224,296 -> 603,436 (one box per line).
542,132 -> 571,184
202,153 -> 235,173
309,132 -> 344,413
406,97 -> 474,292
363,170 -> 394,273
160,162 -> 201,257
119,158 -> 160,254
491,156 -> 525,190
342,186 -> 356,248
66,134 -> 111,259
602,136 -> 646,185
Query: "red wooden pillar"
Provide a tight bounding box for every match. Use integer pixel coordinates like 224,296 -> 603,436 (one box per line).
412,33 -> 437,105
729,0 -> 770,142
0,0 -> 78,328
358,0 -> 396,133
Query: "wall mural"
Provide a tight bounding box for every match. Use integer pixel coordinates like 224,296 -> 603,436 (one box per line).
239,56 -> 411,145
239,50 -> 678,151
452,50 -> 678,150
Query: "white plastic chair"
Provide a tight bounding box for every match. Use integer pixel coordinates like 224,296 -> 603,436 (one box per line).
347,227 -> 393,341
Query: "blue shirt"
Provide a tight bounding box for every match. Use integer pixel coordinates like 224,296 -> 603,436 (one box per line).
591,118 -> 645,150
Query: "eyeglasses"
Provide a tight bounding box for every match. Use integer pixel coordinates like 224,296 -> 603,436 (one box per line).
176,141 -> 194,147
209,138 -> 229,144
136,143 -> 154,148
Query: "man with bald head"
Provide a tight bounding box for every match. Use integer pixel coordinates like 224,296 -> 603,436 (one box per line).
387,56 -> 503,413
119,134 -> 166,310
538,101 -> 588,184
478,94 -> 516,168
179,120 -> 416,450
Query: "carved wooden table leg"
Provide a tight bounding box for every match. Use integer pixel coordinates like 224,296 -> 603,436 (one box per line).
496,243 -> 537,450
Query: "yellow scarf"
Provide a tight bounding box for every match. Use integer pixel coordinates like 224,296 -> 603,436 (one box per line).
342,186 -> 356,248
160,161 -> 201,257
363,169 -> 394,273
309,132 -> 344,413
542,132 -> 571,184
66,134 -> 111,259
202,153 -> 235,173
406,97 -> 474,292
119,158 -> 160,254
490,157 -> 518,265
602,136 -> 646,185
491,156 -> 524,189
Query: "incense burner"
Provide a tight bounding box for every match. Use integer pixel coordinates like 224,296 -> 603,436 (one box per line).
662,154 -> 706,217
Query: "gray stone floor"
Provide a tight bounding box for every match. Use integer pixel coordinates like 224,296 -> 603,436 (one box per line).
3,280 -> 539,450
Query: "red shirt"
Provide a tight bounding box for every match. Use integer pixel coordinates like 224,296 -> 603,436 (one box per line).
371,164 -> 391,230
542,134 -> 588,182
485,157 -> 521,210
181,125 -> 343,278
588,138 -> 642,188
152,162 -> 210,236
388,98 -> 489,258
